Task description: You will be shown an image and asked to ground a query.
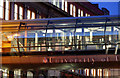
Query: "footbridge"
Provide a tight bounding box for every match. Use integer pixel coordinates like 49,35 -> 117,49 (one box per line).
0,15 -> 120,77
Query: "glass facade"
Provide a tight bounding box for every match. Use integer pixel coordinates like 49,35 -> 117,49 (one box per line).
1,15 -> 120,53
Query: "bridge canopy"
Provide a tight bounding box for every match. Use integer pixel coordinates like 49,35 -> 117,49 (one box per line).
1,15 -> 120,54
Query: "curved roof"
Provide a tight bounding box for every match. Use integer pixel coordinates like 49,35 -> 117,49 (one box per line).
1,15 -> 120,32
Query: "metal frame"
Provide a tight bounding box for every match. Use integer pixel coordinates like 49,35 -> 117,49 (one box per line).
1,15 -> 120,54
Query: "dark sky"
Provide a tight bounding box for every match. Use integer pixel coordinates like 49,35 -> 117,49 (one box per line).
91,2 -> 119,15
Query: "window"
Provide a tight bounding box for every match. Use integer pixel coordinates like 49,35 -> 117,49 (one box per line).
0,0 -> 3,19
81,10 -> 83,17
85,13 -> 88,17
14,4 -> 18,20
27,10 -> 30,19
88,14 -> 90,16
39,15 -> 41,19
19,6 -> 23,20
65,0 -> 67,12
73,5 -> 76,17
53,0 -> 56,5
62,0 -> 64,10
56,0 -> 59,8
59,2 -> 62,9
31,12 -> 35,19
78,9 -> 81,17
70,4 -> 73,15
5,0 -> 9,20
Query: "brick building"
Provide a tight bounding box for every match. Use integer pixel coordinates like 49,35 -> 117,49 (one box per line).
0,1 -> 109,20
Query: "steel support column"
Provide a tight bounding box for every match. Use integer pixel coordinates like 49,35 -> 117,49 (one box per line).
9,70 -> 14,78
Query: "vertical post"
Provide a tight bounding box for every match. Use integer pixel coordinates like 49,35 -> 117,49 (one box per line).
90,31 -> 93,42
74,19 -> 78,50
10,2 -> 14,20
9,70 -> 14,78
24,30 -> 27,52
45,21 -> 49,51
33,69 -> 39,78
104,18 -> 108,54
96,69 -> 98,78
102,69 -> 104,78
81,69 -> 84,75
82,27 -> 85,50
78,69 -> 80,74
17,23 -> 22,53
35,11 -> 39,19
53,27 -> 55,51
23,5 -> 27,52
0,70 -> 3,78
21,70 -> 27,78
93,69 -> 95,77
111,27 -> 114,42
17,5 -> 19,20
63,29 -> 65,50
23,5 -> 27,19
89,69 -> 91,77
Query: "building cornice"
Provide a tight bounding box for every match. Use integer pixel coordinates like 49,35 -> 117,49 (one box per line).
78,2 -> 104,15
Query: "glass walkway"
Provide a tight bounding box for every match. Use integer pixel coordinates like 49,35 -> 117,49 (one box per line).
1,15 -> 120,54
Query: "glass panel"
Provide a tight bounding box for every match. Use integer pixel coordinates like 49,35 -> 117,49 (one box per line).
75,27 -> 105,50
2,32 -> 20,52
2,16 -> 120,54
105,26 -> 119,54
48,20 -> 76,51
54,28 -> 75,51
46,28 -> 75,51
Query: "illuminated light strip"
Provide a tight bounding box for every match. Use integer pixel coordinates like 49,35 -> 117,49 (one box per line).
1,24 -> 20,27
